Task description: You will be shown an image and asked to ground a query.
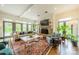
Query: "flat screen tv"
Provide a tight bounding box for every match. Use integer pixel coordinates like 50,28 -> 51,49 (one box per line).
40,19 -> 49,26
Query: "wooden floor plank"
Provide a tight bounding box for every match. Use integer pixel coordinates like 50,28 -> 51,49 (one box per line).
48,40 -> 79,55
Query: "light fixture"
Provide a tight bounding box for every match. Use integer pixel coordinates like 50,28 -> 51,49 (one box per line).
59,17 -> 72,22
54,8 -> 57,10
37,15 -> 40,16
45,11 -> 48,13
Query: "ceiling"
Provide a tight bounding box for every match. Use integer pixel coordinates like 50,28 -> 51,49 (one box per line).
0,4 -> 79,21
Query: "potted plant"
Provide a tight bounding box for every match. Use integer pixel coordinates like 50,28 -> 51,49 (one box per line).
70,34 -> 78,47
57,23 -> 68,40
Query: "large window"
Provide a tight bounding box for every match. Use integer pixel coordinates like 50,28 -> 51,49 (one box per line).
4,22 -> 13,36
58,22 -> 64,35
27,24 -> 39,33
28,24 -> 32,31
23,24 -> 27,32
16,23 -> 21,32
32,24 -> 39,33
66,22 -> 72,35
3,21 -> 39,38
35,24 -> 39,33
58,21 -> 72,35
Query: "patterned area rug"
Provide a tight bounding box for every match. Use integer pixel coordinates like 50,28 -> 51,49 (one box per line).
11,38 -> 49,55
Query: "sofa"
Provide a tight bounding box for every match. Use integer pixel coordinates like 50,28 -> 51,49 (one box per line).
0,42 -> 13,55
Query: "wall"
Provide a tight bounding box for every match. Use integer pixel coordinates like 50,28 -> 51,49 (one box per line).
52,7 -> 79,33
0,11 -> 36,37
0,19 -> 3,37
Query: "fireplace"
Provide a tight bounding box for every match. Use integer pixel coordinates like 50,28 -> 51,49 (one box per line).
40,19 -> 51,34
41,28 -> 49,34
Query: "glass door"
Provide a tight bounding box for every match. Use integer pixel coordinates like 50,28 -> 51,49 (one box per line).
58,22 -> 64,36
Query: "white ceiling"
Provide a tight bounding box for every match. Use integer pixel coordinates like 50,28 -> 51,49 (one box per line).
0,4 -> 79,21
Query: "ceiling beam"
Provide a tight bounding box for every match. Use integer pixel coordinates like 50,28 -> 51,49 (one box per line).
20,4 -> 34,17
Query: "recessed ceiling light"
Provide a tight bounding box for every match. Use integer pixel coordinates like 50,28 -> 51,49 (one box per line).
37,15 -> 40,16
54,8 -> 57,10
45,11 -> 48,13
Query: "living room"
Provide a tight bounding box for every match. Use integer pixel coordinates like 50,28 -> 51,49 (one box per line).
0,4 -> 79,55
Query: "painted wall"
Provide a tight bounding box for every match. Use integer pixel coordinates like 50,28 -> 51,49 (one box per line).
52,7 -> 79,33
0,11 -> 37,37
0,19 -> 3,37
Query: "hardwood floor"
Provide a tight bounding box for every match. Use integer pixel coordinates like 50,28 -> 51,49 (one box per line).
48,40 -> 79,55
